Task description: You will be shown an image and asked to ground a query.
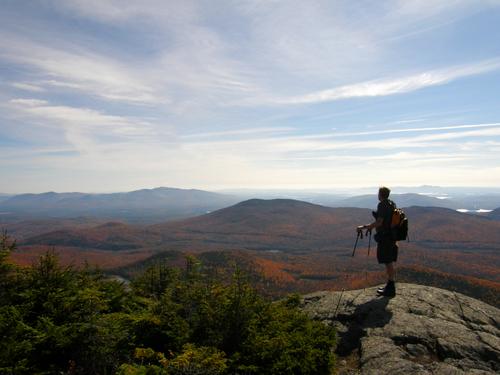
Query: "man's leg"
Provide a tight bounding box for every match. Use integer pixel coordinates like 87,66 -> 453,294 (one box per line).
386,262 -> 395,281
376,240 -> 396,296
377,263 -> 393,293
380,262 -> 396,296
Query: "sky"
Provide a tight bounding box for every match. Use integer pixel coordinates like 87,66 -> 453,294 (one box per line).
1,0 -> 500,193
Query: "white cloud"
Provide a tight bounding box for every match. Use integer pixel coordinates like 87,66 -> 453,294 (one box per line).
1,1 -> 500,191
391,0 -> 493,18
0,34 -> 162,105
271,59 -> 500,105
392,119 -> 426,124
330,122 -> 500,137
3,1 -> 498,112
3,114 -> 500,191
151,122 -> 499,188
181,127 -> 295,139
47,1 -> 264,109
413,127 -> 500,142
55,0 -> 198,23
10,82 -> 45,92
37,1 -> 481,110
8,98 -> 152,131
270,151 -> 473,163
7,99 -> 165,157
9,98 -> 49,106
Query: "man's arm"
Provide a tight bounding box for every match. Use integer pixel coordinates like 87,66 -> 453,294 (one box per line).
360,217 -> 383,231
357,201 -> 388,232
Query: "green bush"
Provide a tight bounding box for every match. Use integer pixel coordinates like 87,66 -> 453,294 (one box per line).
0,235 -> 336,374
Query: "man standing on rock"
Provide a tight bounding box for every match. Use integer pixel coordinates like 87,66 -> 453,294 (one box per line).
358,186 -> 398,297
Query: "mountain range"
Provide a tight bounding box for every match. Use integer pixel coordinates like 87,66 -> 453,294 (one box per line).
2,187 -> 500,226
20,198 -> 500,252
7,197 -> 500,307
316,192 -> 500,211
0,187 -> 239,223
489,207 -> 500,220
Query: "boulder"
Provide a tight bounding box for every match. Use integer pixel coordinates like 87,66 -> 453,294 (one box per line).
302,283 -> 499,374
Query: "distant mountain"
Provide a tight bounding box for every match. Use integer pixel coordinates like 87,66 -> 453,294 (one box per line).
23,222 -> 160,251
329,192 -> 500,211
334,193 -> 456,209
0,187 -> 239,223
16,198 -> 500,305
151,199 -> 370,252
1,192 -> 86,208
0,193 -> 12,203
451,194 -> 500,211
390,185 -> 500,196
404,206 -> 500,246
22,198 -> 500,253
150,201 -> 500,252
21,199 -> 369,252
0,217 -> 107,240
4,188 -> 499,223
487,207 -> 500,220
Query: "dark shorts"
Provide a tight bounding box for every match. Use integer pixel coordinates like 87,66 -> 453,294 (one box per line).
377,238 -> 398,264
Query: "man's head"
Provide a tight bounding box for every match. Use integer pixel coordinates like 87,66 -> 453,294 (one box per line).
378,186 -> 391,201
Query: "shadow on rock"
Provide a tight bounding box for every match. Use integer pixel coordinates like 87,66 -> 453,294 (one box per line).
335,296 -> 392,356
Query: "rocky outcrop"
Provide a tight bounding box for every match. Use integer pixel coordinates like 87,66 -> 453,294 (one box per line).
301,283 -> 499,374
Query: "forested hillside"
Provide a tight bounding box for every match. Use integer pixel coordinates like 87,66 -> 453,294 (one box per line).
8,199 -> 500,308
0,234 -> 335,375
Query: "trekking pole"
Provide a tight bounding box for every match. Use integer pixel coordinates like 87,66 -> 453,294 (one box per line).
352,227 -> 364,257
364,229 -> 372,285
333,288 -> 345,319
366,228 -> 372,256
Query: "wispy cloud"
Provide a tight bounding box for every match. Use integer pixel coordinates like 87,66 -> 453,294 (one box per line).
10,82 -> 45,92
392,119 -> 426,124
181,122 -> 500,156
1,1 -> 500,191
330,122 -> 500,137
0,34 -> 162,105
40,1 -> 484,110
3,1 -> 499,111
181,127 -> 295,139
8,98 -> 155,135
271,59 -> 500,105
6,98 -> 163,158
9,99 -> 49,107
269,151 -> 474,163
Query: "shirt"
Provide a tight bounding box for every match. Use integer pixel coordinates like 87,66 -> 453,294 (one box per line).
376,198 -> 395,234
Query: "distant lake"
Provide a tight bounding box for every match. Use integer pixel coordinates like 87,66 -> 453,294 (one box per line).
456,209 -> 493,213
417,192 -> 450,199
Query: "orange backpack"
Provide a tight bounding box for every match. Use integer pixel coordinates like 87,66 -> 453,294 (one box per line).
390,207 -> 408,241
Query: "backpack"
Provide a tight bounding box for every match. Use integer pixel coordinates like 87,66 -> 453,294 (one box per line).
390,206 -> 408,241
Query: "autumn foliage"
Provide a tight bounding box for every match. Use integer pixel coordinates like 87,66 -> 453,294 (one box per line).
0,236 -> 336,375
5,200 -> 500,307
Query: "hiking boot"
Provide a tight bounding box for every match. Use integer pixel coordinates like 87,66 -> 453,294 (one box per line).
377,281 -> 396,297
376,281 -> 389,294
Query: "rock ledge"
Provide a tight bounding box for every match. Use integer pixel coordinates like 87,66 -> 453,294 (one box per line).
302,283 -> 499,374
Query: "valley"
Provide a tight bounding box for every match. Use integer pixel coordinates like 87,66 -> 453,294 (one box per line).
5,194 -> 499,307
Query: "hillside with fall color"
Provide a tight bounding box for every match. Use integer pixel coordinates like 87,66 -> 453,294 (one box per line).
18,199 -> 500,252
7,199 -> 500,306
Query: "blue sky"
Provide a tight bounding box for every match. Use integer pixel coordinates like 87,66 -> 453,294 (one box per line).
1,0 -> 500,193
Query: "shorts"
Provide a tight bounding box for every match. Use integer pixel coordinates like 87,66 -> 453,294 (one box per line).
377,238 -> 398,264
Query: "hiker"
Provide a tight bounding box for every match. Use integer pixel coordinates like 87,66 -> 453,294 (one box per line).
358,186 -> 398,297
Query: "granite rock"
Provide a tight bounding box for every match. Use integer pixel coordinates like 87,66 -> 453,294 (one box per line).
301,283 -> 500,375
